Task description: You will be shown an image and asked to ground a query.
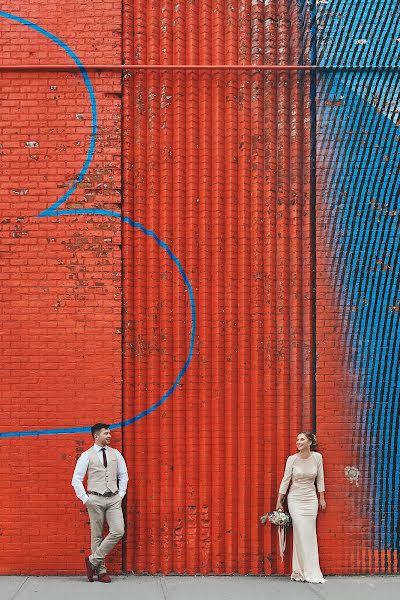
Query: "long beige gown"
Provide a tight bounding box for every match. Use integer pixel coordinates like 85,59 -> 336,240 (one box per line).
278,451 -> 326,583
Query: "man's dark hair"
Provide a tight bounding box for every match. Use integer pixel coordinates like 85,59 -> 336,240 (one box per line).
91,423 -> 110,438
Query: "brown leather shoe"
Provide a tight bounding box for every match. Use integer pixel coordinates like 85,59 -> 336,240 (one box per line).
85,556 -> 96,582
98,572 -> 112,583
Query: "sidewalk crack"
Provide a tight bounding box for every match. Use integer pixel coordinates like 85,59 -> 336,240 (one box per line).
158,576 -> 168,600
304,581 -> 326,599
9,577 -> 29,600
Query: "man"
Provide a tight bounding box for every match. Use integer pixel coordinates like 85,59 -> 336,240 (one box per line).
72,423 -> 129,583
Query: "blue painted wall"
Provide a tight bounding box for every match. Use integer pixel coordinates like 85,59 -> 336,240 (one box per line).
317,0 -> 400,552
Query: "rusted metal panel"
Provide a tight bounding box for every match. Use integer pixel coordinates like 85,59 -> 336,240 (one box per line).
121,0 -> 312,574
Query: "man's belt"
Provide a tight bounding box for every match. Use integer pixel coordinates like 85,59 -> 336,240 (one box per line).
87,490 -> 119,497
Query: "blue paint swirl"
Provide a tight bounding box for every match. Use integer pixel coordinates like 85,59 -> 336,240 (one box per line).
0,11 -> 196,438
316,0 -> 400,555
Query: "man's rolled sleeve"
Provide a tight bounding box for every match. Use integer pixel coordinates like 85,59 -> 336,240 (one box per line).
72,451 -> 89,504
116,450 -> 129,499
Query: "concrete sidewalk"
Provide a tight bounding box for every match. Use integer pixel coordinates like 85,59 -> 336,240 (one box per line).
2,575 -> 400,600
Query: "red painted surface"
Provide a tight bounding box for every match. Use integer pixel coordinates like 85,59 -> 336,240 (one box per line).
0,0 -> 366,577
120,0 -> 313,575
0,1 -> 123,575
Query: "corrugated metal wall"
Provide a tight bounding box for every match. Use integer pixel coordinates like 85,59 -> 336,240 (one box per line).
121,0 -> 314,574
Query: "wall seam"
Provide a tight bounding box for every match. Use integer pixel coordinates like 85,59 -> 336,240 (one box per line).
310,0 -> 317,433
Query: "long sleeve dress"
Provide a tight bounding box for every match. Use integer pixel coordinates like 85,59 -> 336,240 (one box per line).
278,451 -> 326,583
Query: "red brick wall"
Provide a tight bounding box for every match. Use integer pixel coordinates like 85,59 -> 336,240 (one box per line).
315,255 -> 371,573
0,2 -> 123,574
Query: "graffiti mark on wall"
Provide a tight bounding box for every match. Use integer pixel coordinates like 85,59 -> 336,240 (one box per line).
0,11 -> 196,439
317,0 -> 400,553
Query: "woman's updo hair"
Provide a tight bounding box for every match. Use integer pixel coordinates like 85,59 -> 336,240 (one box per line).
299,431 -> 318,450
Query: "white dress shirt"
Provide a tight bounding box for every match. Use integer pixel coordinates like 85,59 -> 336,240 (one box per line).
72,444 -> 129,504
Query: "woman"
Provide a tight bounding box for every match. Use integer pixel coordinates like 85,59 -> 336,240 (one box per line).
276,432 -> 326,583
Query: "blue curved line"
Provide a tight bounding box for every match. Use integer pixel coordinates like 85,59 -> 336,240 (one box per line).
0,11 -> 97,211
0,209 -> 196,438
0,13 -> 196,438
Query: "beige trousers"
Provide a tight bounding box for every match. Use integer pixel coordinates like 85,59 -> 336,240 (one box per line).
86,494 -> 125,573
